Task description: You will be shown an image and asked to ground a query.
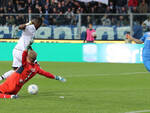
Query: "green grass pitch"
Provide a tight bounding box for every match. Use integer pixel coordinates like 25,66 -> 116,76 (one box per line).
0,61 -> 150,113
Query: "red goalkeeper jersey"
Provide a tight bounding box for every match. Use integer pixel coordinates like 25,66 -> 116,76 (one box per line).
16,50 -> 55,83
0,50 -> 55,95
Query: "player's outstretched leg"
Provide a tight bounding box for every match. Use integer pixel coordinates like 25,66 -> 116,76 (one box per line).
0,70 -> 15,81
0,93 -> 18,99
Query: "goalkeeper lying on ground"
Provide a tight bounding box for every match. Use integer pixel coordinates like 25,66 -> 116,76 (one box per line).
0,47 -> 66,99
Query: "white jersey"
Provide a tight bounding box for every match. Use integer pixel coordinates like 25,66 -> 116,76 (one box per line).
15,24 -> 36,51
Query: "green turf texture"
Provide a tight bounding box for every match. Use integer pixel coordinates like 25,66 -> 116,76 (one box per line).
0,61 -> 150,113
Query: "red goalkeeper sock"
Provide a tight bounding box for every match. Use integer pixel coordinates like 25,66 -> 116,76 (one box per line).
0,93 -> 12,98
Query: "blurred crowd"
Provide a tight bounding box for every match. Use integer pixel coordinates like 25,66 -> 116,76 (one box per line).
0,0 -> 149,26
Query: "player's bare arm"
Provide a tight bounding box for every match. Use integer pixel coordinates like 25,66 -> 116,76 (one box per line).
18,24 -> 26,30
18,20 -> 33,30
126,34 -> 143,44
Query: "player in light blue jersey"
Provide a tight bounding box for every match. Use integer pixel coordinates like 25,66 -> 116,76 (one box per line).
126,27 -> 150,71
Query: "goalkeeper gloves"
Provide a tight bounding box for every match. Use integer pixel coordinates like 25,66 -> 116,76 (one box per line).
55,76 -> 66,82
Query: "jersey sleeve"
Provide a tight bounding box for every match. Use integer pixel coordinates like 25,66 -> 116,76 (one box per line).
37,67 -> 55,79
140,33 -> 147,42
22,50 -> 28,65
25,25 -> 36,36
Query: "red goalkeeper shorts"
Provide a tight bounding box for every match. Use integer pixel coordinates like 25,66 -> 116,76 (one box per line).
0,72 -> 23,95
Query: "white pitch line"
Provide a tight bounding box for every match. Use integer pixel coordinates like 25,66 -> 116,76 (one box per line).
125,110 -> 150,113
95,72 -> 149,76
65,72 -> 149,77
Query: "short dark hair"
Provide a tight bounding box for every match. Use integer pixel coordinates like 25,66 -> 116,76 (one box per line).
32,17 -> 42,29
34,17 -> 42,25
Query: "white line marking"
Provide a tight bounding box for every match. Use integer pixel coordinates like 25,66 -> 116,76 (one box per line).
125,110 -> 150,113
94,72 -> 148,76
66,72 -> 149,77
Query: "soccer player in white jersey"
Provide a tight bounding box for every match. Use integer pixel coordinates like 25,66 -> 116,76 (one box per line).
0,17 -> 42,81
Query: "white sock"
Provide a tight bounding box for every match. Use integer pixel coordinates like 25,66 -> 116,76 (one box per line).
1,70 -> 15,79
0,77 -> 2,81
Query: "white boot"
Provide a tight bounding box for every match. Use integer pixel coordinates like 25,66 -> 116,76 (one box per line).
0,70 -> 15,80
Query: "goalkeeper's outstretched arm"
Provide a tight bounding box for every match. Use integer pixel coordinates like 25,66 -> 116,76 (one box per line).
37,67 -> 66,82
126,34 -> 143,44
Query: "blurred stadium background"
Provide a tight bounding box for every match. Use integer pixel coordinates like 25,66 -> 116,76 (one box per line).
1,0 -> 150,113
0,0 -> 148,41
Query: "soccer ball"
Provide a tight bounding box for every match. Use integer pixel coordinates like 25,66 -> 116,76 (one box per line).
27,84 -> 38,95
92,32 -> 96,37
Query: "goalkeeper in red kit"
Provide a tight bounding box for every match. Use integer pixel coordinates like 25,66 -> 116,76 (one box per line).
0,47 -> 66,99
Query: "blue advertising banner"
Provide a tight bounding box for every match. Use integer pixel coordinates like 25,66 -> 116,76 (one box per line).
0,25 -> 143,40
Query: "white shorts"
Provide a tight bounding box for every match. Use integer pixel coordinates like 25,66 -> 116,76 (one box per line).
12,48 -> 23,68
